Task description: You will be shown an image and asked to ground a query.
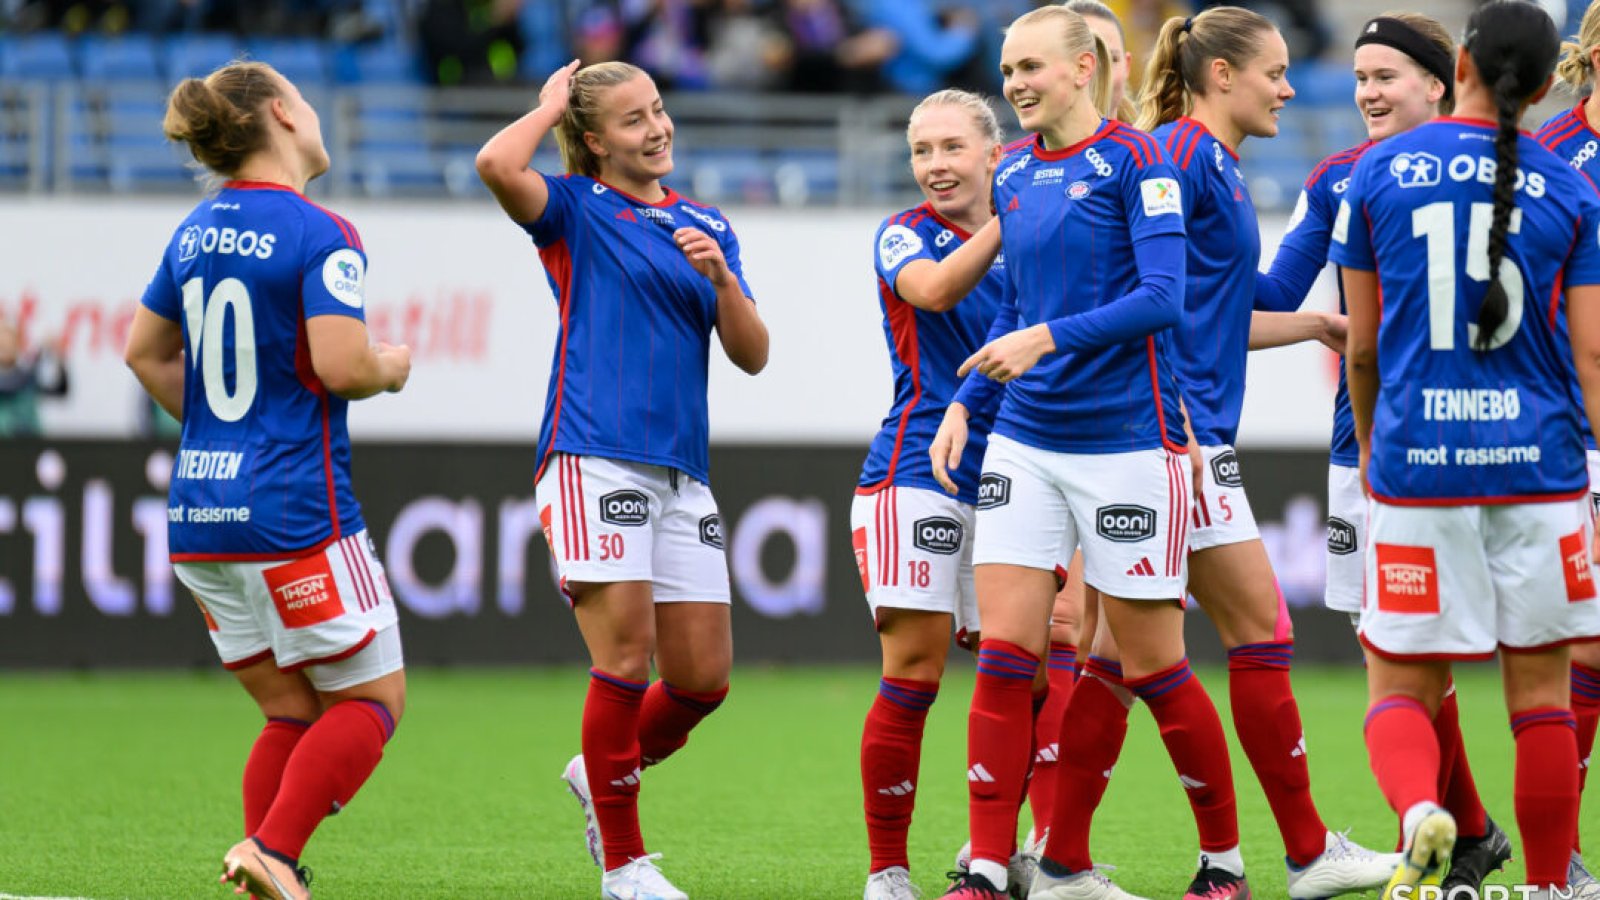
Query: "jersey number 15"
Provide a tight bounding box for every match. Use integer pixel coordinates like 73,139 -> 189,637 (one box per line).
1411,201 -> 1524,351
182,276 -> 258,422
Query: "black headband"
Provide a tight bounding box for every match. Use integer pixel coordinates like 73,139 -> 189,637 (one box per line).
1355,16 -> 1455,103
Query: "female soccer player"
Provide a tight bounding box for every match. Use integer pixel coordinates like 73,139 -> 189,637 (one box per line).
474,59 -> 768,900
1254,13 -> 1516,893
1535,4 -> 1600,888
1337,1 -> 1600,894
123,61 -> 411,900
854,88 -> 1007,900
929,8 -> 1242,899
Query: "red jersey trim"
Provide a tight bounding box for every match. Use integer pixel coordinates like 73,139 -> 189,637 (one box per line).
922,203 -> 974,241
1368,487 -> 1590,507
1305,142 -> 1372,189
858,276 -> 923,493
533,239 -> 576,485
1030,120 -> 1117,162
171,533 -> 340,564
1501,634 -> 1600,653
1145,337 -> 1189,455
594,178 -> 681,208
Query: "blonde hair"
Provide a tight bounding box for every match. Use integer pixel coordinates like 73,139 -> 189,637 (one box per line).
1007,6 -> 1115,119
163,61 -> 284,177
907,89 -> 1004,148
1558,0 -> 1600,89
1137,6 -> 1275,131
555,61 -> 652,178
1063,0 -> 1138,122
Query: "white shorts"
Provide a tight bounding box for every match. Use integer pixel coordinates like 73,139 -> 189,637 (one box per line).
175,530 -> 403,683
1588,449 -> 1600,521
1361,498 -> 1600,659
1324,464 -> 1365,614
850,486 -> 979,638
1188,444 -> 1261,552
973,434 -> 1190,601
536,453 -> 731,604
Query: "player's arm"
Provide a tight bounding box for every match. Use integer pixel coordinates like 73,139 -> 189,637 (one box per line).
475,60 -> 578,223
676,227 -> 768,374
1341,266 -> 1379,482
1248,309 -> 1346,351
1570,283 -> 1600,445
124,306 -> 185,420
307,316 -> 411,400
894,218 -> 1001,312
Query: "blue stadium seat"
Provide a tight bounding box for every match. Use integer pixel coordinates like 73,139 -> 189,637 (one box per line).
0,33 -> 78,82
1293,59 -> 1355,108
332,40 -> 423,84
248,39 -> 330,86
79,35 -> 163,83
165,34 -> 245,81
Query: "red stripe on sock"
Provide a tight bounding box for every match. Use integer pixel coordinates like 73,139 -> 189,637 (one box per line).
863,677 -> 937,872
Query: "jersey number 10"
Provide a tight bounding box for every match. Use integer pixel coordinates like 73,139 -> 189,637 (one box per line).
1411,201 -> 1524,351
182,276 -> 258,422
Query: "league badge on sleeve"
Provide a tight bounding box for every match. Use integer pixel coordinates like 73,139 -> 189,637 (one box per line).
878,224 -> 925,271
1140,178 -> 1182,217
322,249 -> 365,308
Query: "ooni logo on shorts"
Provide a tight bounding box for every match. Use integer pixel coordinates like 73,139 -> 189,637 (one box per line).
699,514 -> 724,549
912,517 -> 963,555
1326,518 -> 1357,555
1209,450 -> 1242,488
977,473 -> 1011,510
1096,505 -> 1156,542
599,490 -> 650,526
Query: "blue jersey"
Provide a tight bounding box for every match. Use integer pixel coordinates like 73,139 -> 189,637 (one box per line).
957,122 -> 1189,454
859,205 -> 1006,505
1330,118 -> 1600,503
1259,141 -> 1376,467
1536,104 -> 1600,451
1152,117 -> 1260,446
139,181 -> 369,560
525,175 -> 753,485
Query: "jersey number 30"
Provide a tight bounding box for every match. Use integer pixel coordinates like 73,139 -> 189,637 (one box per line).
182,276 -> 258,422
1411,201 -> 1524,351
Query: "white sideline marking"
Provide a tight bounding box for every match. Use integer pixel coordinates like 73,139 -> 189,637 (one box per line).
0,893 -> 100,900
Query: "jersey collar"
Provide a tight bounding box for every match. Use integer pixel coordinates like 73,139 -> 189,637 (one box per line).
1575,102 -> 1600,138
1434,115 -> 1534,137
222,179 -> 300,194
595,177 -> 681,208
1030,119 -> 1115,162
1178,117 -> 1239,160
920,203 -> 974,241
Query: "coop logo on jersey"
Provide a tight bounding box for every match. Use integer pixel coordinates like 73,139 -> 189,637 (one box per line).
1573,139 -> 1599,170
1327,517 -> 1357,555
996,154 -> 1031,186
935,229 -> 955,248
1375,543 -> 1440,614
1332,177 -> 1350,195
599,490 -> 650,526
263,554 -> 346,629
912,517 -> 964,555
1214,143 -> 1226,172
1389,152 -> 1443,188
1140,178 -> 1182,217
878,224 -> 925,271
1085,147 -> 1113,178
977,473 -> 1011,510
699,514 -> 724,549
1209,450 -> 1242,488
321,249 -> 365,308
1067,181 -> 1092,200
1561,530 -> 1597,602
1096,505 -> 1156,542
679,203 -> 727,233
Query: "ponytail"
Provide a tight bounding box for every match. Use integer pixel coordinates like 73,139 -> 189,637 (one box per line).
1089,29 -> 1114,119
1137,17 -> 1189,131
1475,71 -> 1521,350
1136,6 -> 1276,132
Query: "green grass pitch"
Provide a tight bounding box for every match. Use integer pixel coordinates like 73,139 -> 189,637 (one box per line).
0,664 -> 1593,899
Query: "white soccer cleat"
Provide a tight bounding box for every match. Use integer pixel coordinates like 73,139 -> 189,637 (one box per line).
865,866 -> 923,900
951,839 -> 1039,900
955,840 -> 973,875
562,753 -> 604,868
1028,865 -> 1150,900
602,853 -> 689,900
1573,852 -> 1600,898
1287,829 -> 1402,899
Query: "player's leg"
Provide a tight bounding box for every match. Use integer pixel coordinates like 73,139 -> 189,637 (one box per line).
1503,648 -> 1579,891
1572,640 -> 1600,888
1364,655 -> 1454,899
1026,556 -> 1084,850
231,658 -> 320,836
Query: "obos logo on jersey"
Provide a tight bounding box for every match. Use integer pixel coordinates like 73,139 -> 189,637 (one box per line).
599,490 -> 650,526
322,249 -> 365,308
1209,450 -> 1242,488
179,224 -> 277,262
1096,505 -> 1156,542
912,517 -> 964,555
1389,152 -> 1443,189
878,225 -> 924,271
263,554 -> 346,628
977,473 -> 1011,510
1140,178 -> 1182,217
1374,544 -> 1439,614
699,514 -> 724,549
1327,518 -> 1357,555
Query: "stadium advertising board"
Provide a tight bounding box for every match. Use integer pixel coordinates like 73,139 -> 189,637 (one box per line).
0,441 -> 1361,669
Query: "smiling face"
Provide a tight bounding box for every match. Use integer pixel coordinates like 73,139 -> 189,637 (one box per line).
1354,43 -> 1442,141
586,74 -> 674,184
1001,20 -> 1095,137
1218,27 -> 1293,139
909,104 -> 999,221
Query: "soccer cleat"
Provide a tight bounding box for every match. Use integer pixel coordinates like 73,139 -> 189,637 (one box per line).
1185,860 -> 1251,900
940,871 -> 1007,899
1572,852 -> 1599,897
601,854 -> 688,900
1287,829 -> 1401,899
1439,817 -> 1511,892
220,837 -> 311,900
1029,863 -> 1151,900
865,866 -> 923,900
562,753 -> 604,868
950,841 -> 1037,900
1384,807 -> 1455,900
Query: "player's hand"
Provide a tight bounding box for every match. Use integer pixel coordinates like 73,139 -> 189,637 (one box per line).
376,342 -> 411,392
930,403 -> 970,495
675,227 -> 733,287
538,59 -> 581,117
958,324 -> 1054,382
1317,311 -> 1349,354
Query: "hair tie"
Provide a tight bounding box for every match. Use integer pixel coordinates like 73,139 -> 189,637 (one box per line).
1182,17 -> 1194,34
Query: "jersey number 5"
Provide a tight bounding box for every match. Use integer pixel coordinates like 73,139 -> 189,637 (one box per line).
181,276 -> 258,422
1411,201 -> 1524,351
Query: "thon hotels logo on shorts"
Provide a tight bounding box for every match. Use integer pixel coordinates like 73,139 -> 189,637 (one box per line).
699,514 -> 724,549
599,490 -> 650,526
1096,505 -> 1156,543
1326,518 -> 1357,556
912,517 -> 964,555
1209,449 -> 1242,488
1561,530 -> 1597,602
977,473 -> 1011,510
263,554 -> 346,629
1375,544 -> 1439,614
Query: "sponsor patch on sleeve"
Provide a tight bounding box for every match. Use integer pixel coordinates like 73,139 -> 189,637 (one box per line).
1331,199 -> 1352,245
1139,178 -> 1182,217
877,224 -> 925,271
322,248 -> 365,308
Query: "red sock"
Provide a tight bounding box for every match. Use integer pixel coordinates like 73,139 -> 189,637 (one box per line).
1027,643 -> 1077,836
638,680 -> 727,768
243,717 -> 310,836
1364,695 -> 1439,821
1042,658 -> 1132,873
1227,642 -> 1326,865
254,700 -> 394,861
1130,659 -> 1238,853
1572,663 -> 1600,806
862,677 -> 938,873
583,670 -> 648,870
968,640 -> 1040,867
1512,708 -> 1580,888
1435,687 -> 1488,840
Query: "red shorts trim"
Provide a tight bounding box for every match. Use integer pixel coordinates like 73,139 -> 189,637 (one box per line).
221,649 -> 275,671
1500,634 -> 1600,654
1359,632 -> 1497,663
280,629 -> 378,671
